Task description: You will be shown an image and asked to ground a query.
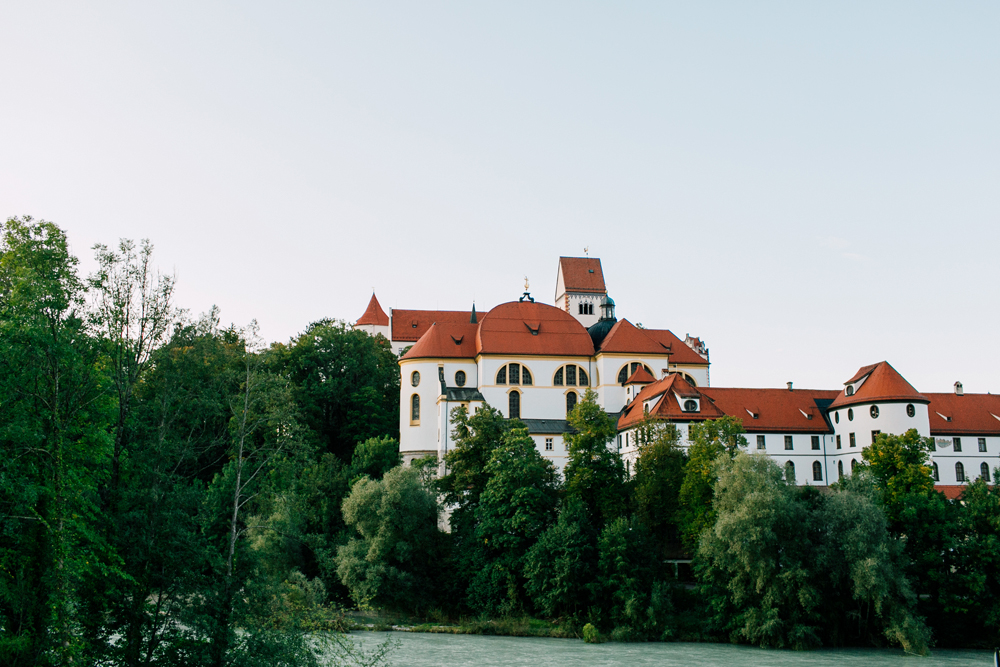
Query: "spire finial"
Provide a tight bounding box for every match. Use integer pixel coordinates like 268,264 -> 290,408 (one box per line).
524,275 -> 530,291
584,246 -> 589,257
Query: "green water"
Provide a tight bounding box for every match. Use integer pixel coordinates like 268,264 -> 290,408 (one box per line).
351,632 -> 991,667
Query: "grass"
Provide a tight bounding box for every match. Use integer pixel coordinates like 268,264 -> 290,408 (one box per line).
346,610 -> 580,639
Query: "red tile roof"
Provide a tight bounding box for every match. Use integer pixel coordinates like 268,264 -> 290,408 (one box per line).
829,361 -> 928,409
400,322 -> 480,360
598,319 -> 671,355
391,308 -> 487,342
925,392 -> 1000,435
935,485 -> 967,500
624,365 -> 656,385
618,375 -> 726,429
356,294 -> 389,327
558,257 -> 606,294
698,387 -> 840,433
476,301 -> 594,357
642,329 -> 710,365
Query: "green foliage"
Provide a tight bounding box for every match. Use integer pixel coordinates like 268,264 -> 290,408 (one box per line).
581,622 -> 602,644
350,435 -> 401,481
275,319 -> 400,460
632,418 -> 687,556
469,427 -> 560,616
524,497 -> 597,619
859,429 -> 936,519
337,465 -> 443,613
676,416 -> 747,552
563,389 -> 626,530
697,452 -> 929,654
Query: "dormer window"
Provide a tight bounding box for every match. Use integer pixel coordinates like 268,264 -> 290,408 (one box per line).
846,385 -> 855,396
683,399 -> 698,412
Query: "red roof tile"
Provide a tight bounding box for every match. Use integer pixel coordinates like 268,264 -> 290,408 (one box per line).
558,257 -> 606,294
477,301 -> 595,357
642,329 -> 710,365
698,387 -> 840,433
829,361 -> 928,409
391,308 -> 487,342
400,322 -> 480,360
624,365 -> 656,385
356,294 -> 389,327
935,485 -> 966,500
925,392 -> 1000,435
598,319 -> 670,355
618,375 -> 726,429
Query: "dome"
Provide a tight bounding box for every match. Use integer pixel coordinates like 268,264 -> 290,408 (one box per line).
476,301 -> 594,357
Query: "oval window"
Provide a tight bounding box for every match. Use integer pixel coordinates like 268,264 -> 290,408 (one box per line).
834,411 -> 839,424
411,371 -> 420,387
455,370 -> 466,387
906,404 -> 915,417
846,385 -> 854,396
683,399 -> 698,412
848,408 -> 854,421
870,405 -> 879,419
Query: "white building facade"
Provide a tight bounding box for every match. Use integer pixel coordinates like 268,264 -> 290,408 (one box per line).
356,256 -> 997,496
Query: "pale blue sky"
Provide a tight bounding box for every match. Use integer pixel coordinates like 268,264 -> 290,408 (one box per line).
2,3 -> 998,392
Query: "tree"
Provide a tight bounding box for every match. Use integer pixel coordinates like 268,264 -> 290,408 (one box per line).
468,427 -> 560,616
631,418 -> 687,556
523,497 -> 597,619
858,429 -> 935,521
350,435 -> 401,481
336,465 -> 443,613
562,389 -> 626,530
88,238 -> 176,499
275,320 -> 399,461
0,217 -> 114,665
676,416 -> 747,552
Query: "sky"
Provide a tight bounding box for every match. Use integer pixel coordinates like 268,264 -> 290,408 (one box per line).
2,2 -> 998,393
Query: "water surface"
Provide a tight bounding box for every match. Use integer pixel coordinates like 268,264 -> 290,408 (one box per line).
351,631 -> 990,667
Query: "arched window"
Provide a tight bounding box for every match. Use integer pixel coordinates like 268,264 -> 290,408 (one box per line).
410,371 -> 420,387
410,394 -> 420,422
870,405 -> 879,419
850,459 -> 857,473
554,365 -> 589,387
932,462 -> 939,481
847,408 -> 854,421
785,461 -> 795,481
956,462 -> 965,482
812,461 -> 823,481
981,462 -> 991,482
679,373 -> 697,386
496,363 -> 532,385
906,404 -> 915,417
455,370 -> 467,387
837,460 -> 843,479
618,362 -> 654,384
566,391 -> 577,415
509,390 -> 521,419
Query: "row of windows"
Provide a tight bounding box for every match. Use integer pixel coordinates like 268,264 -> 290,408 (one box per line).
413,362 -> 699,390
757,435 -> 822,450
833,403 -> 918,424
578,302 -> 594,315
410,389 -> 581,423
783,460 -> 825,481
929,437 -> 989,453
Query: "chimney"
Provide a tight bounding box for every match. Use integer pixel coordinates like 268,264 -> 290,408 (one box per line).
955,381 -> 963,396
787,382 -> 793,391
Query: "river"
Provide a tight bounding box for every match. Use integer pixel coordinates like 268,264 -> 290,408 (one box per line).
349,631 -> 991,667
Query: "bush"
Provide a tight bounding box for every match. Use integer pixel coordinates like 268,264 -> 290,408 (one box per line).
582,623 -> 602,644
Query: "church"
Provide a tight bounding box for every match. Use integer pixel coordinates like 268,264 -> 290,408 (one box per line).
355,256 -> 998,499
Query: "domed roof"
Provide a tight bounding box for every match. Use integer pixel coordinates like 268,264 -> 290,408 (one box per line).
587,318 -> 616,348
601,294 -> 615,306
477,301 -> 594,357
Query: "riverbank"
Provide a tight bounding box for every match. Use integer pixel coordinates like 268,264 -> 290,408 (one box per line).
348,611 -> 581,639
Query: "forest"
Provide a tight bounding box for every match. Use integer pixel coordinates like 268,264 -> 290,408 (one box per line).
2,216 -> 999,666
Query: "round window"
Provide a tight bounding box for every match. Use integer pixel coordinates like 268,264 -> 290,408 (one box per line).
848,408 -> 854,421
683,399 -> 698,412
834,411 -> 839,424
906,404 -> 915,417
455,370 -> 467,387
870,405 -> 879,419
411,371 -> 420,387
